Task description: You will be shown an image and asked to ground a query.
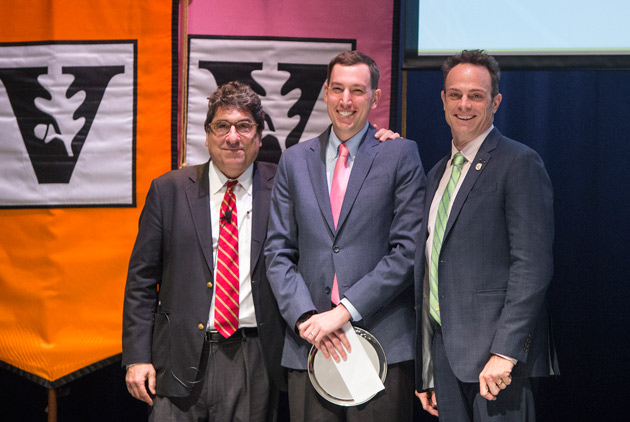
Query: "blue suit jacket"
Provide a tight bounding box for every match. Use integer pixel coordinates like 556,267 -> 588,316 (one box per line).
122,161 -> 286,396
414,128 -> 559,389
265,125 -> 425,370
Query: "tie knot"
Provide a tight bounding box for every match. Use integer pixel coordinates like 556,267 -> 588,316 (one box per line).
338,143 -> 349,159
226,180 -> 238,191
452,153 -> 466,167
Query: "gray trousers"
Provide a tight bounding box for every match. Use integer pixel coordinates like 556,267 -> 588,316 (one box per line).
149,332 -> 278,422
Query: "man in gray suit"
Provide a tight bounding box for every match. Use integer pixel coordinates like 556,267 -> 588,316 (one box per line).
415,50 -> 559,421
265,51 -> 425,421
123,81 -> 286,421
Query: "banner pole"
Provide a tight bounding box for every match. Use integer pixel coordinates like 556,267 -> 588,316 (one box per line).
178,0 -> 190,168
48,388 -> 57,422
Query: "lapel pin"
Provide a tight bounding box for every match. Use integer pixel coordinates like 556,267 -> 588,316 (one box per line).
475,162 -> 483,171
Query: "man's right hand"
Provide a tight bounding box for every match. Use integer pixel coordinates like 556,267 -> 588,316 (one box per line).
416,390 -> 439,417
125,363 -> 156,405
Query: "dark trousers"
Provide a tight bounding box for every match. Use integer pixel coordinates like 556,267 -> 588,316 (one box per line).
287,360 -> 414,422
432,327 -> 536,422
149,330 -> 278,422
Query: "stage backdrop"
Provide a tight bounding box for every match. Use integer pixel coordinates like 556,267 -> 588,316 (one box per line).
180,0 -> 399,165
0,1 -> 174,387
0,0 -> 400,389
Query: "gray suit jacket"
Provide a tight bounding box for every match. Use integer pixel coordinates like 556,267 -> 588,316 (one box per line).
414,128 -> 559,389
265,125 -> 425,370
122,161 -> 286,397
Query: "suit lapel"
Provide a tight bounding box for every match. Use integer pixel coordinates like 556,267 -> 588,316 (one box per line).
306,127 -> 335,233
336,127 -> 377,231
186,161 -> 214,272
426,156 -> 449,229
444,128 -> 500,238
251,162 -> 273,270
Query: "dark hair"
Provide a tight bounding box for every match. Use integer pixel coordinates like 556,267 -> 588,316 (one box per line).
204,81 -> 266,137
327,50 -> 380,90
442,49 -> 501,97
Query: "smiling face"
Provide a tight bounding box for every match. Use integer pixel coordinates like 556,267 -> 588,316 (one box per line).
324,63 -> 381,141
441,63 -> 502,149
205,106 -> 261,179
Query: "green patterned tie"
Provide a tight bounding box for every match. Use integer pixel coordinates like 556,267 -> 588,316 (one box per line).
429,152 -> 466,325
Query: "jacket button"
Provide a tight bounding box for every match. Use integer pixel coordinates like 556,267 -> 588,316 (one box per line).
325,287 -> 331,294
198,323 -> 205,330
333,246 -> 340,253
207,282 -> 213,288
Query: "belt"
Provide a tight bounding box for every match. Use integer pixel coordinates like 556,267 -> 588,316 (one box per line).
204,327 -> 258,343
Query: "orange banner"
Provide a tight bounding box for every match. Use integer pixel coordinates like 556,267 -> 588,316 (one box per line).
0,0 -> 174,386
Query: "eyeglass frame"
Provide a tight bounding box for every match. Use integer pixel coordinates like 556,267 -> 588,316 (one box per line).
206,119 -> 259,136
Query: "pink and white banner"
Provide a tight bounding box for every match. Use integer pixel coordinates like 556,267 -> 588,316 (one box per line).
182,0 -> 397,165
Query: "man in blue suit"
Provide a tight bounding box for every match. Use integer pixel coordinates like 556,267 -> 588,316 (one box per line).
415,50 -> 559,421
265,51 -> 425,421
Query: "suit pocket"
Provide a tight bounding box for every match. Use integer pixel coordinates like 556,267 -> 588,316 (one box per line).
477,288 -> 507,295
151,311 -> 170,372
468,183 -> 497,198
476,289 -> 506,324
361,174 -> 391,190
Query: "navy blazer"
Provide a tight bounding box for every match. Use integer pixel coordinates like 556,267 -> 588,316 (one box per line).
414,128 -> 559,389
265,125 -> 425,370
122,161 -> 286,397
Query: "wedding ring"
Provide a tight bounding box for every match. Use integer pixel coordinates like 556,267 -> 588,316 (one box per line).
497,379 -> 504,385
309,332 -> 315,337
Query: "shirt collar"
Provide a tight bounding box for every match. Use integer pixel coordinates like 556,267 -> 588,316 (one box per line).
208,161 -> 254,195
450,125 -> 494,164
327,122 -> 368,162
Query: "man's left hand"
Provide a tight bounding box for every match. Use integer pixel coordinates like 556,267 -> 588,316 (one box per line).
479,355 -> 514,400
372,123 -> 401,141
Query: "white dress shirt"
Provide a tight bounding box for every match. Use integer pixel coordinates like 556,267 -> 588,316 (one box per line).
207,161 -> 257,329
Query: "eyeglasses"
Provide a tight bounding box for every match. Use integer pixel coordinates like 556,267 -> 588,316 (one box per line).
208,120 -> 258,136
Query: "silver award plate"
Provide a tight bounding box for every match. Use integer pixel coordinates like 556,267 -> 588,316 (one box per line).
307,326 -> 387,406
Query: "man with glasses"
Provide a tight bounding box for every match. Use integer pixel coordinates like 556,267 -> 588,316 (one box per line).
122,81 -> 286,421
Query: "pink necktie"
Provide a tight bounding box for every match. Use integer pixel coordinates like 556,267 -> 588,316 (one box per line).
330,143 -> 350,304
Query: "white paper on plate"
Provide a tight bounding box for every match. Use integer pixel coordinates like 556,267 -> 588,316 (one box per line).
331,322 -> 385,402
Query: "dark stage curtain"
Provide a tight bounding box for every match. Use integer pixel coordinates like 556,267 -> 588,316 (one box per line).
406,69 -> 630,421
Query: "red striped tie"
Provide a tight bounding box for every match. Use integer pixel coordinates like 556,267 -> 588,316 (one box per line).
214,180 -> 239,338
